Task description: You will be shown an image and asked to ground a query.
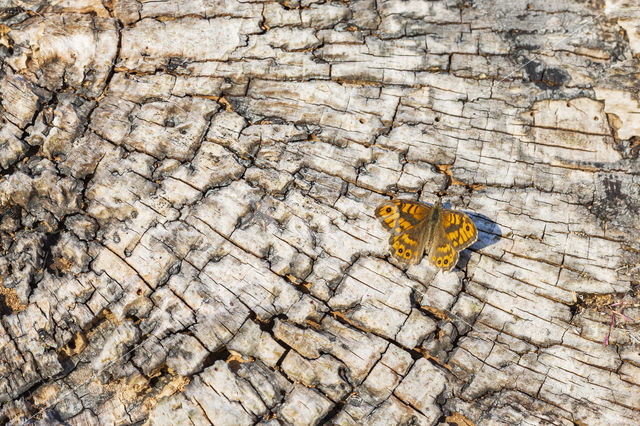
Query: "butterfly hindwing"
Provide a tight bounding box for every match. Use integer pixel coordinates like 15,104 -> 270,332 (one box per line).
376,200 -> 431,265
427,219 -> 459,271
442,209 -> 478,251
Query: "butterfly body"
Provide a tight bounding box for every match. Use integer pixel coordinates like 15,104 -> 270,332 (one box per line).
375,199 -> 478,271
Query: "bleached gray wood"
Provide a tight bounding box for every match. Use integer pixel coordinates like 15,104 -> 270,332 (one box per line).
0,0 -> 639,425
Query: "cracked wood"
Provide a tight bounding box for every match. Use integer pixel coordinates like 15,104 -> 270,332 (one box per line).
1,0 -> 639,425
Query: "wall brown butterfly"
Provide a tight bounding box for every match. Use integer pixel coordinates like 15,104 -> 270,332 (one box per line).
375,199 -> 478,271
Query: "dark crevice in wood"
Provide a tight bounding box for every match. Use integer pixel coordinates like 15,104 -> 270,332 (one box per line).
198,346 -> 233,374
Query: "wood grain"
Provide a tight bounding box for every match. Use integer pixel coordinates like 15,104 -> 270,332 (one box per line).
0,0 -> 639,424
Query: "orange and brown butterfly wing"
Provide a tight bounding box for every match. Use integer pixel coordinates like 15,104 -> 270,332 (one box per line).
442,209 -> 478,251
375,200 -> 431,265
427,229 -> 458,271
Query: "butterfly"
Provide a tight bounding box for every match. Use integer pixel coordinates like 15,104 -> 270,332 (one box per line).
375,199 -> 478,271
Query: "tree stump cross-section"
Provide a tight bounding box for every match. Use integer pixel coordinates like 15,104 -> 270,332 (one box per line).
0,0 -> 639,424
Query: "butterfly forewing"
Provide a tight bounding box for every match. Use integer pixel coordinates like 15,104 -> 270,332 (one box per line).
376,200 -> 431,264
442,209 -> 478,251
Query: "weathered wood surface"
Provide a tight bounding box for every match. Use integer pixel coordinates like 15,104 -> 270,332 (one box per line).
1,0 -> 639,424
